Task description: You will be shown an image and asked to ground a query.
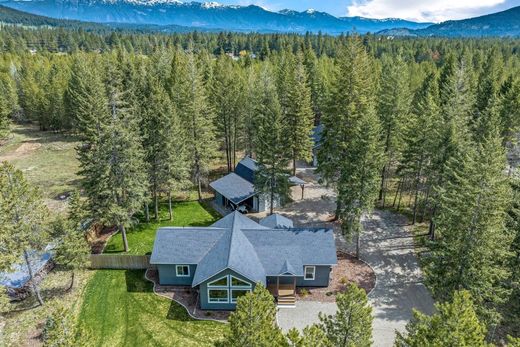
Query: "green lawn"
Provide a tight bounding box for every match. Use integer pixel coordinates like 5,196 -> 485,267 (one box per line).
104,200 -> 221,255
77,270 -> 225,347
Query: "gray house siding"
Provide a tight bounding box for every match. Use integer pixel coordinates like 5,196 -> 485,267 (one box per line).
296,265 -> 332,287
215,192 -> 224,207
199,269 -> 256,310
157,264 -> 197,286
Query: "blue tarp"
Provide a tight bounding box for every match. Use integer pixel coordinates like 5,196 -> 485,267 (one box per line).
0,249 -> 53,289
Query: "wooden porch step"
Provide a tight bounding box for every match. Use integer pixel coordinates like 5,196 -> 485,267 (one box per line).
277,296 -> 296,306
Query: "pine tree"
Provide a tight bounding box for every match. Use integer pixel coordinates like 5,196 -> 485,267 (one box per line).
169,49 -> 217,201
0,71 -> 16,138
428,54 -> 474,239
50,204 -> 90,291
217,284 -> 286,347
78,59 -> 148,252
287,326 -> 331,347
377,54 -> 410,206
395,291 -> 488,347
211,55 -> 245,172
319,37 -> 383,257
254,66 -> 291,215
472,51 -> 503,142
142,78 -> 189,220
0,162 -> 49,305
426,128 -> 513,326
281,52 -> 315,176
498,74 -> 520,152
503,175 -> 520,337
397,72 -> 439,224
318,283 -> 373,347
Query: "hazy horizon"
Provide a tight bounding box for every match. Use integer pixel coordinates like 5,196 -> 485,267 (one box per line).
214,0 -> 520,22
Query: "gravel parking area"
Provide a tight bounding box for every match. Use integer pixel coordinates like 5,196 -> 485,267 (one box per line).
296,251 -> 375,302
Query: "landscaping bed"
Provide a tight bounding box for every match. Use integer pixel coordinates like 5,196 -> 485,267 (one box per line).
296,251 -> 376,302
146,269 -> 231,322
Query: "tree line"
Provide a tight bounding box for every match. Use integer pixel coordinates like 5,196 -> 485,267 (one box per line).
0,29 -> 519,343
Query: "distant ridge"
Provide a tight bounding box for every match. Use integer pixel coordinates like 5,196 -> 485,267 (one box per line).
378,6 -> 520,37
0,0 -> 432,34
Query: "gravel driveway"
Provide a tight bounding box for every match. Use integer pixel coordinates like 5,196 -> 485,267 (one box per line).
275,167 -> 435,346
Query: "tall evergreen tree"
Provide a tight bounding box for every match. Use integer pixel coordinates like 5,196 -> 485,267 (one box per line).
142,79 -> 189,220
426,128 -> 513,327
319,37 -> 383,257
78,59 -> 147,252
0,162 -> 49,305
254,66 -> 291,215
397,72 -> 439,224
377,54 -> 410,207
428,54 -> 474,238
169,49 -> 217,201
281,52 -> 315,176
395,291 -> 488,347
211,55 -> 245,172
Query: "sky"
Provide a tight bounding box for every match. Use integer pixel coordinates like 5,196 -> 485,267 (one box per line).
215,0 -> 520,22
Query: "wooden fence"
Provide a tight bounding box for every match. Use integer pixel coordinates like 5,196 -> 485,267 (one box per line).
89,254 -> 151,269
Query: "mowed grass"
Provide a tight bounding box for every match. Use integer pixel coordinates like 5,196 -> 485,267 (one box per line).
77,270 -> 225,347
104,200 -> 221,255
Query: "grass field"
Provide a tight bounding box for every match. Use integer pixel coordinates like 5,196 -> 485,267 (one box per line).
104,200 -> 221,255
77,270 -> 225,347
0,124 -> 80,212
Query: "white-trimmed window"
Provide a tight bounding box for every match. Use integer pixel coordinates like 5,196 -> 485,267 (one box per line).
304,266 -> 315,281
206,275 -> 252,304
231,289 -> 251,303
208,289 -> 229,303
208,275 -> 229,287
176,265 -> 190,277
231,276 -> 252,288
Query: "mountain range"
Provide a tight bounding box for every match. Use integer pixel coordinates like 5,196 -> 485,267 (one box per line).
0,0 -> 518,37
380,5 -> 520,37
0,0 -> 433,34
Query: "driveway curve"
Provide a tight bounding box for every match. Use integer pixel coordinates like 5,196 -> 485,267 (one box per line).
275,167 -> 435,346
362,210 -> 435,346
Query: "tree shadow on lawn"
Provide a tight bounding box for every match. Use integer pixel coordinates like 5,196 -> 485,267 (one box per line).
166,300 -> 195,322
125,270 -> 154,293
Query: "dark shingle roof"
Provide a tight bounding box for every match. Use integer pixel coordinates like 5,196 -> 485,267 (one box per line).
150,212 -> 337,286
259,214 -> 294,229
209,173 -> 256,204
235,156 -> 258,183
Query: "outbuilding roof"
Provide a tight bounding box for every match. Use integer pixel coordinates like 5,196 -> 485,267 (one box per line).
209,172 -> 256,204
150,212 -> 337,287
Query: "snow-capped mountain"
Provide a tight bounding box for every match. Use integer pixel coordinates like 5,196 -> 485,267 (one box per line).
0,0 -> 433,34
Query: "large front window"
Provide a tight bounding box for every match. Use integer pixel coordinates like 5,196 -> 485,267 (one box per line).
207,275 -> 252,304
208,289 -> 229,303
